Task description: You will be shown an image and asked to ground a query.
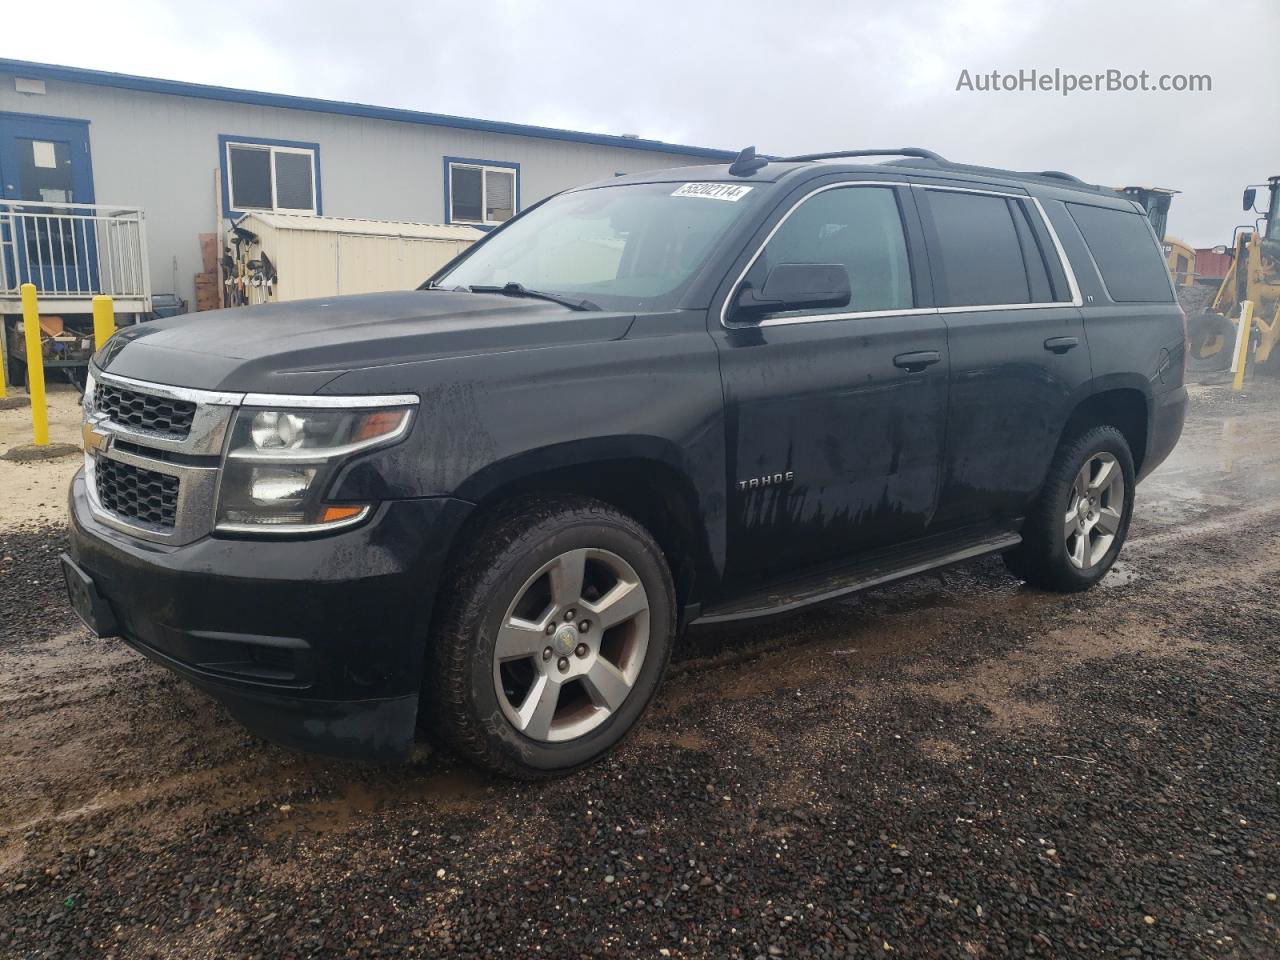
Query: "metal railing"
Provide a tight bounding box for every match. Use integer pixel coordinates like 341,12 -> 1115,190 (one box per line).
0,200 -> 151,303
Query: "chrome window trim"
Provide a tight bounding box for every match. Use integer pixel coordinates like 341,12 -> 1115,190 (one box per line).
242,392 -> 419,409
1028,196 -> 1084,305
721,179 -> 1085,330
758,307 -> 935,328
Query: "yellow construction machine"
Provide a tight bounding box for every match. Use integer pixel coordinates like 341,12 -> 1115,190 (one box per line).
1186,175 -> 1280,375
1118,186 -> 1197,286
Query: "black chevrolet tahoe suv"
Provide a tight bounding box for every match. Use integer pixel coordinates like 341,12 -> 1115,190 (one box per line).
63,147 -> 1187,778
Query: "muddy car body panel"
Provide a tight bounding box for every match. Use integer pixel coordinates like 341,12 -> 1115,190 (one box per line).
64,152 -> 1187,763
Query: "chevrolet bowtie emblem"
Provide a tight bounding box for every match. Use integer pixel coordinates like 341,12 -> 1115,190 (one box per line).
82,422 -> 110,455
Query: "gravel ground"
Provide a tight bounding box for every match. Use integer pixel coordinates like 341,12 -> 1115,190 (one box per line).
1,380 -> 1278,959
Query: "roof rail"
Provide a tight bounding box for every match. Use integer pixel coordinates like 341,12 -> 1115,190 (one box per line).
779,147 -> 948,163
1035,170 -> 1085,184
735,148 -> 1102,194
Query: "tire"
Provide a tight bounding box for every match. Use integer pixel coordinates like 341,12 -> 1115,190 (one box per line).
426,496 -> 676,778
1186,312 -> 1235,372
1003,425 -> 1135,592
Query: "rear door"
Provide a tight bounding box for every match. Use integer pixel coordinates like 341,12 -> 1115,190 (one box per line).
711,178 -> 949,589
915,184 -> 1091,528
0,113 -> 97,294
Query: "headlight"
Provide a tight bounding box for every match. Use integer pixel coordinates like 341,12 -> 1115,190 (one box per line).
215,399 -> 415,534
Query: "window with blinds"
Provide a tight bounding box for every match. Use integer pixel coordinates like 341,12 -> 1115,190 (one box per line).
226,141 -> 318,214
448,161 -> 517,226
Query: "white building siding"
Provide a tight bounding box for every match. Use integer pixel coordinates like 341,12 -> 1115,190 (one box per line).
0,69 -> 721,308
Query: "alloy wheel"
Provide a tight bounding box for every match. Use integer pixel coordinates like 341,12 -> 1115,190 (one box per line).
1063,452 -> 1125,570
492,548 -> 650,743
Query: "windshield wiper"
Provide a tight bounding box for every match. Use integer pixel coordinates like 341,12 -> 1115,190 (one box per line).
468,282 -> 599,312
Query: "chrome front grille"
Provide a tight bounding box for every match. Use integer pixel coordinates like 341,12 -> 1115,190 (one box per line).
94,456 -> 180,528
83,369 -> 241,545
93,381 -> 196,438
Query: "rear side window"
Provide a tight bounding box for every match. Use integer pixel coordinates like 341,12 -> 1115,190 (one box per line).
1066,203 -> 1173,303
925,190 -> 1035,307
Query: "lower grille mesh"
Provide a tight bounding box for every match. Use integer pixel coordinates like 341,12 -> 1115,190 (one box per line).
95,457 -> 179,528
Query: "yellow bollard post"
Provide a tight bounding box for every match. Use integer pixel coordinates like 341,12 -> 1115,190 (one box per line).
0,313 -> 7,399
1232,300 -> 1255,391
92,295 -> 116,350
20,283 -> 48,446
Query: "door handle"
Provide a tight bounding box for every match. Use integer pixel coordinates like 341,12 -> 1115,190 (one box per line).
1044,336 -> 1080,354
893,350 -> 941,372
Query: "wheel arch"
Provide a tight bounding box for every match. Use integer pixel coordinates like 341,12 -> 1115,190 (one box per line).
1059,380 -> 1151,477
449,437 -> 717,620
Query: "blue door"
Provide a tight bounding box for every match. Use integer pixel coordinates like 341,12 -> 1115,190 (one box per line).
0,113 -> 97,294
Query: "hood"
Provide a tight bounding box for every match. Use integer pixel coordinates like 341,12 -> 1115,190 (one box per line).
96,291 -> 636,393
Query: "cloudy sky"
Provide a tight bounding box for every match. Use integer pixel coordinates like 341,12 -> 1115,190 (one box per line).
7,0 -> 1276,245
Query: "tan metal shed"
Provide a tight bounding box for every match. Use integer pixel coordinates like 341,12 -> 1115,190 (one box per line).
231,213 -> 483,303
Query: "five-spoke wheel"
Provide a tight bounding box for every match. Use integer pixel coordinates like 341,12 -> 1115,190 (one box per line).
494,548 -> 650,743
1063,452 -> 1125,570
1003,425 -> 1135,592
428,497 -> 674,778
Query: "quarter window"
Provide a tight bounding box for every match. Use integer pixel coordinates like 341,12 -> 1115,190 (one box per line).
226,141 -> 317,214
1067,203 -> 1174,303
741,186 -> 913,318
448,161 -> 517,226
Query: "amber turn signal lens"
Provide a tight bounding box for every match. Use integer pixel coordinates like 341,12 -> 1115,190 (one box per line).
319,505 -> 365,524
353,410 -> 407,442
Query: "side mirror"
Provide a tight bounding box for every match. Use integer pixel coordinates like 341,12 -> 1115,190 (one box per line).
1243,187 -> 1257,212
1212,244 -> 1228,255
734,263 -> 851,320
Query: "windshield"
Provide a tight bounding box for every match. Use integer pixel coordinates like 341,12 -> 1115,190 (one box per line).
433,180 -> 764,311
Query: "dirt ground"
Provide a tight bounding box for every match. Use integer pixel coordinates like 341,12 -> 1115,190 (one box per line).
0,384 -> 84,523
1,379 -> 1278,959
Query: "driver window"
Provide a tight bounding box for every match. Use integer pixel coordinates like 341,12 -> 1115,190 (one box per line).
743,186 -> 913,318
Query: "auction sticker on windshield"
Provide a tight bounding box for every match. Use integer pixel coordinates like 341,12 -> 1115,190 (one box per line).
671,183 -> 754,202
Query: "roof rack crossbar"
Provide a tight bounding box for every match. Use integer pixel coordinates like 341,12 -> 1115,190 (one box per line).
778,147 -> 948,163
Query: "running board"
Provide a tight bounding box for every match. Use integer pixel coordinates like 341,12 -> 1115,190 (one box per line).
692,530 -> 1021,626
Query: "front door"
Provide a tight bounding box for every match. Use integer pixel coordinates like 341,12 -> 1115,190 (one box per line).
0,113 -> 97,294
712,181 -> 949,590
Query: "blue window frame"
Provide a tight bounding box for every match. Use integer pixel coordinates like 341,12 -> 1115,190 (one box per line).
219,134 -> 322,218
444,156 -> 519,227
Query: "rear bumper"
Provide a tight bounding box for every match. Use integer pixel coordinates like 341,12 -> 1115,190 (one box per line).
67,473 -> 472,759
1140,385 -> 1188,481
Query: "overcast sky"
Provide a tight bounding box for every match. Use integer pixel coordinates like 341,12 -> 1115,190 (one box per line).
7,0 -> 1276,245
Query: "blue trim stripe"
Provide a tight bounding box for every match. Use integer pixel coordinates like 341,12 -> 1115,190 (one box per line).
443,156 -> 520,226
1,59 -> 738,161
218,133 -> 323,218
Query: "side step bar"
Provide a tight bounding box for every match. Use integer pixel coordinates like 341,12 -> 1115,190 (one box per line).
692,531 -> 1021,626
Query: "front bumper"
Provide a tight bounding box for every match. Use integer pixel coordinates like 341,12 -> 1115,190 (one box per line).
67,473 -> 472,759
